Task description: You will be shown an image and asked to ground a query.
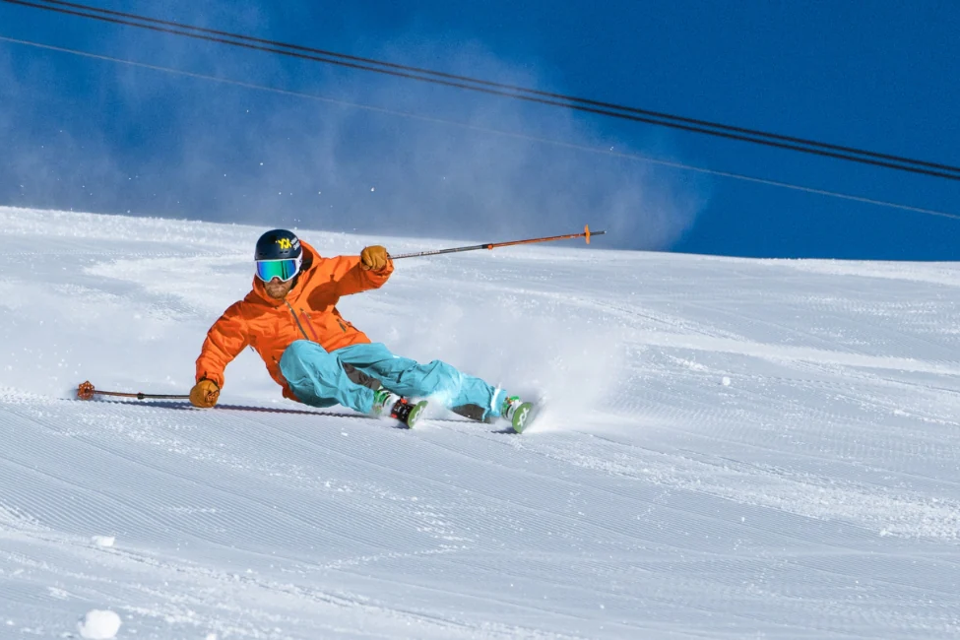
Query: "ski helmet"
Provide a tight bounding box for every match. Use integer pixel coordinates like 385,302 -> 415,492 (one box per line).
254,229 -> 303,282
255,229 -> 302,261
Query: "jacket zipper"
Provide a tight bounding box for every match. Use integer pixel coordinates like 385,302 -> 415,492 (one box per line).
284,301 -> 311,341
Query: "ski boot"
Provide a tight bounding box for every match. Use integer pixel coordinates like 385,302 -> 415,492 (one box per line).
373,387 -> 428,428
501,395 -> 536,433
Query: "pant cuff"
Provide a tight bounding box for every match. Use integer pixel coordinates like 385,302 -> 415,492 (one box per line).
489,388 -> 507,419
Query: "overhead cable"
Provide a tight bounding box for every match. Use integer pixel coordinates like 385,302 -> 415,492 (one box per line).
3,0 -> 959,182
1,34 -> 956,222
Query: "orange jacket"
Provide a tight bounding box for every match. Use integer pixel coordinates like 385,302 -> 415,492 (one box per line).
195,241 -> 392,399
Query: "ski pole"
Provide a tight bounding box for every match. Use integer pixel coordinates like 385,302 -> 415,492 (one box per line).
76,381 -> 190,401
388,225 -> 605,260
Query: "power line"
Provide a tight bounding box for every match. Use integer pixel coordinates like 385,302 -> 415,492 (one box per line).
22,0 -> 960,179
5,0 -> 960,183
2,34 -> 957,222
22,0 -> 960,176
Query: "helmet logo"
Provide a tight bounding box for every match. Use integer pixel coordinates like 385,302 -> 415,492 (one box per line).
276,238 -> 293,250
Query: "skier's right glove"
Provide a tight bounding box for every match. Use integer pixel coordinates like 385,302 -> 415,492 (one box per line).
190,378 -> 220,408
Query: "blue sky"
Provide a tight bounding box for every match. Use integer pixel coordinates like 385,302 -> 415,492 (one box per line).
1,1 -> 958,259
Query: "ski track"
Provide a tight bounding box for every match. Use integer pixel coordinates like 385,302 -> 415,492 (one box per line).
2,207 -> 960,638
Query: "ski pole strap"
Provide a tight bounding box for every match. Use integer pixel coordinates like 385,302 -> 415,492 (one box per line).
388,225 -> 605,260
77,381 -> 190,401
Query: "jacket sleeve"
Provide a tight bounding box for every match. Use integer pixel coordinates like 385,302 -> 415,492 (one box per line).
195,302 -> 249,388
328,255 -> 394,296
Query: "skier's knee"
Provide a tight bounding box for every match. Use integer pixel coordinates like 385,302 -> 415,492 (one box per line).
280,341 -> 334,376
423,360 -> 463,396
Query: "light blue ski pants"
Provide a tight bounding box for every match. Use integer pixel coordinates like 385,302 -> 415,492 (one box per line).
279,340 -> 505,420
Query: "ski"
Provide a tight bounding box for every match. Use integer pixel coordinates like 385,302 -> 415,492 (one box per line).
510,401 -> 538,434
499,394 -> 544,434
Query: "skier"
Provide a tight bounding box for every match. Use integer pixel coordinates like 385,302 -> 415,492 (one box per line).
189,229 -> 534,431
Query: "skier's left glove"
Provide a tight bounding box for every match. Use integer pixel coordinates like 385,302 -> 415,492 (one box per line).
190,378 -> 220,408
360,245 -> 390,273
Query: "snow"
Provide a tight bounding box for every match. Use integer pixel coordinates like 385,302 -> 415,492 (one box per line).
77,610 -> 122,639
2,205 -> 960,638
91,535 -> 116,548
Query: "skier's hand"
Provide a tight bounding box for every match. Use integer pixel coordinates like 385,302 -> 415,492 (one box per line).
360,245 -> 390,272
190,378 -> 220,408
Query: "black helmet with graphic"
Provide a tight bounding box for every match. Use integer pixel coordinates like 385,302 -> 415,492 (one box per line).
255,229 -> 302,261
254,229 -> 304,283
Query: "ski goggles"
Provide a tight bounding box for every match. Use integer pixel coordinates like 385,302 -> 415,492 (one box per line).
255,257 -> 301,282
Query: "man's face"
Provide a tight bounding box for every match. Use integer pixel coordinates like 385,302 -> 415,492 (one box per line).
264,277 -> 295,300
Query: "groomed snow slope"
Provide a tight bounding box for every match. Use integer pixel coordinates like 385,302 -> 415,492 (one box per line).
2,207 -> 960,639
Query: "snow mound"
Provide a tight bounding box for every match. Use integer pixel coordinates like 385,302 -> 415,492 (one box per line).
77,609 -> 121,639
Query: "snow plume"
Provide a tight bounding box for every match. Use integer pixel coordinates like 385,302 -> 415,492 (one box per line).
0,47 -> 125,209
413,303 -> 627,430
0,6 -> 705,250
376,251 -> 632,431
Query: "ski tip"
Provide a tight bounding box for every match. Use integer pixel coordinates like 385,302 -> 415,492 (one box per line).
511,402 -> 537,434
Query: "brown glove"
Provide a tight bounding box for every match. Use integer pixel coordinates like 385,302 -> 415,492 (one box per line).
360,245 -> 390,272
190,378 -> 220,408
